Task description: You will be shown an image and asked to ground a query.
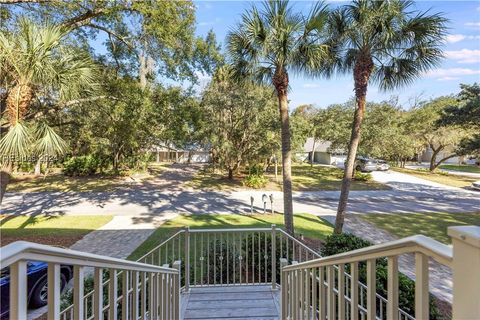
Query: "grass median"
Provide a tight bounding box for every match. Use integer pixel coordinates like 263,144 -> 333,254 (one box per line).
361,212 -> 480,244
128,213 -> 333,261
0,214 -> 113,247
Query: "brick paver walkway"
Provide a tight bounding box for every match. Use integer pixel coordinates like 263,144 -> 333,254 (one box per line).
323,214 -> 452,304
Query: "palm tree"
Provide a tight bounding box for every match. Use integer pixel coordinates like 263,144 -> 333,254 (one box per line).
227,0 -> 336,235
0,18 -> 98,202
331,0 -> 447,233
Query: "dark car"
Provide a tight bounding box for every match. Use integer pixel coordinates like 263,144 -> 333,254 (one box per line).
1,262 -> 73,319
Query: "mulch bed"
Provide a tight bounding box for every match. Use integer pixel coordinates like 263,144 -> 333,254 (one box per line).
1,235 -> 85,248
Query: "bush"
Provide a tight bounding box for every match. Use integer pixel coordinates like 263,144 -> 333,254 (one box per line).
243,174 -> 268,189
321,233 -> 442,319
63,155 -> 100,176
353,171 -> 372,181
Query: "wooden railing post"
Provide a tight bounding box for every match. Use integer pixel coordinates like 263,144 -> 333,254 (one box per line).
9,260 -> 27,320
280,258 -> 288,319
271,224 -> 277,290
93,268 -> 103,320
415,253 -> 429,320
184,226 -> 190,292
449,226 -> 480,319
74,266 -> 85,320
173,261 -> 182,320
47,263 -> 61,320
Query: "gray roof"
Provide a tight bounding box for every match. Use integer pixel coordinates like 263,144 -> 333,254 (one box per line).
303,138 -> 345,154
303,138 -> 331,152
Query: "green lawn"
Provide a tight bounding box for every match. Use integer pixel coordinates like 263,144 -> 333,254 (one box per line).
0,215 -> 113,247
276,164 -> 388,191
394,167 -> 476,188
188,164 -> 388,192
8,162 -> 171,193
361,212 -> 480,244
439,164 -> 480,174
128,213 -> 333,261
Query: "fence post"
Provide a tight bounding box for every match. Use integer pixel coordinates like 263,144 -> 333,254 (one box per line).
184,227 -> 190,292
271,224 -> 277,290
173,261 -> 182,320
280,258 -> 288,319
448,226 -> 480,319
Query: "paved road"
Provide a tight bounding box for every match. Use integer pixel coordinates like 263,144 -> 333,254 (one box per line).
2,168 -> 479,221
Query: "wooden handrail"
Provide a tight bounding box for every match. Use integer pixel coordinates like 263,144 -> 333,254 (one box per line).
0,241 -> 178,273
283,235 -> 452,272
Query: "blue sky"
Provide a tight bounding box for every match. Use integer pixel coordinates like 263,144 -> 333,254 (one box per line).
193,0 -> 480,109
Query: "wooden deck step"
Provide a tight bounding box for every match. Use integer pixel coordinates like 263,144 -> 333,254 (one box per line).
182,285 -> 280,320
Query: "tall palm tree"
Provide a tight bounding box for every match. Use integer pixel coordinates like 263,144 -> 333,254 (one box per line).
331,0 -> 447,233
227,0 -> 336,235
0,17 -> 98,201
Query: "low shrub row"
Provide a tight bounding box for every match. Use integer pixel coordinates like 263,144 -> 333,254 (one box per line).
322,233 -> 443,319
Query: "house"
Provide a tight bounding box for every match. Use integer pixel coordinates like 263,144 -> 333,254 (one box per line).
419,147 -> 477,165
152,145 -> 210,163
298,137 -> 347,165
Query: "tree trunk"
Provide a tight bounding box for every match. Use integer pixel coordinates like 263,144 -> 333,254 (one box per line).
228,168 -> 234,180
335,55 -> 373,234
0,168 -> 11,204
34,158 -> 42,175
429,145 -> 443,172
6,84 -> 34,125
310,139 -> 316,167
278,93 -> 294,235
432,153 -> 456,171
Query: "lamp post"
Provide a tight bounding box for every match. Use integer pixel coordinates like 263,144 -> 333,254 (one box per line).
250,196 -> 254,214
269,194 -> 274,214
262,194 -> 267,214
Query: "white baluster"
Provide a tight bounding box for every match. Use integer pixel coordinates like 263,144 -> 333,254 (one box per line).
415,253 -> 429,320
10,261 -> 27,320
73,266 -> 85,320
366,260 -> 376,320
387,257 -> 399,320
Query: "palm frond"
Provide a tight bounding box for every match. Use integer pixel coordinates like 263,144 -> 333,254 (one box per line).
0,122 -> 32,161
33,123 -> 68,157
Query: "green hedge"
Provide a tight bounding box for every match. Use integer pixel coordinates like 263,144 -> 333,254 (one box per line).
321,233 -> 443,319
63,155 -> 101,176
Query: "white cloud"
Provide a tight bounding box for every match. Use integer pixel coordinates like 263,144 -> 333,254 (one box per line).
198,21 -> 214,27
426,68 -> 480,79
446,34 -> 466,43
436,76 -> 460,81
446,34 -> 480,43
465,22 -> 480,28
303,83 -> 321,88
445,49 -> 480,64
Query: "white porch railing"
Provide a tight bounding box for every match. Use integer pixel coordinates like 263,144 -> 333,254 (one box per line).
281,226 -> 480,320
0,241 -> 180,320
136,225 -> 416,318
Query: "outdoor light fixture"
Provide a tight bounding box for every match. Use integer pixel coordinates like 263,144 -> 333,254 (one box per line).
250,196 -> 254,214
262,194 -> 268,214
269,194 -> 274,214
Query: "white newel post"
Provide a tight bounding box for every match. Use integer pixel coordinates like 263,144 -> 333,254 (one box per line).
448,226 -> 480,320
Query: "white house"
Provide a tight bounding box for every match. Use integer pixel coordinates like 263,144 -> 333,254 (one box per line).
298,138 -> 347,165
419,147 -> 477,165
152,145 -> 210,163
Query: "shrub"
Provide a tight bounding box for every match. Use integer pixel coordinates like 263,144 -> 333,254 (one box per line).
63,155 -> 100,176
243,174 -> 268,189
321,233 -> 442,319
353,171 -> 372,181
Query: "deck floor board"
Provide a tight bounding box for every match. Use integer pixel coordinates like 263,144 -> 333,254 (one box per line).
182,285 -> 280,320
